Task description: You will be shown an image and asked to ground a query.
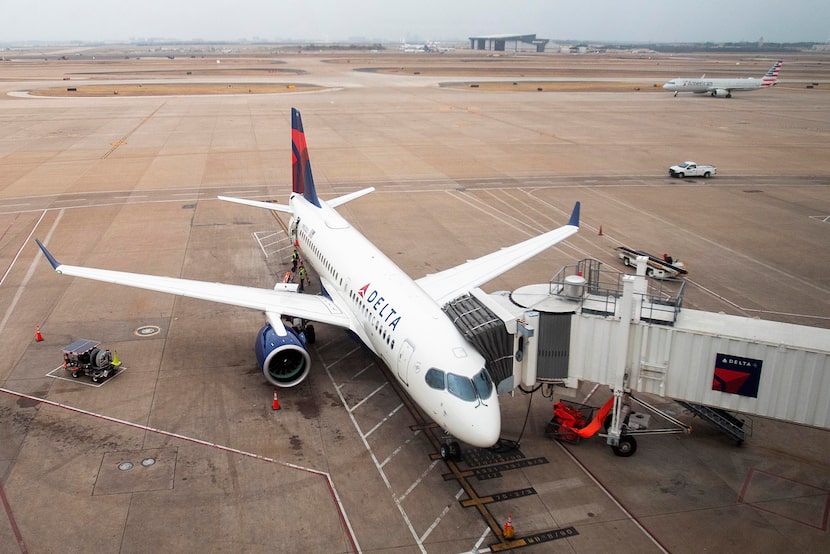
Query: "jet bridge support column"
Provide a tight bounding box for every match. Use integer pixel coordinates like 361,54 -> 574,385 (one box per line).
606,276 -> 636,449
519,311 -> 540,387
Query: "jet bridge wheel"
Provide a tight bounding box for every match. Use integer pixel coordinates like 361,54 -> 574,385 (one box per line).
611,436 -> 637,457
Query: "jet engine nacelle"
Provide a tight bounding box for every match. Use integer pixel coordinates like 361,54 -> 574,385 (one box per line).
255,322 -> 311,387
711,89 -> 731,97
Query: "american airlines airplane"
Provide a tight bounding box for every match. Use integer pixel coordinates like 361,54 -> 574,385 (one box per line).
36,108 -> 580,459
662,60 -> 782,98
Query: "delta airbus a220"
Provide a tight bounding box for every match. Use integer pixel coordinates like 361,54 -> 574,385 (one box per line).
663,60 -> 782,98
36,108 -> 580,459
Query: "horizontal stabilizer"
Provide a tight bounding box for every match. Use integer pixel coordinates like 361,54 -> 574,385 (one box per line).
218,196 -> 292,213
328,187 -> 375,208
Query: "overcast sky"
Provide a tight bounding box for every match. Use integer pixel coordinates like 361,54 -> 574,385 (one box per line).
2,0 -> 827,44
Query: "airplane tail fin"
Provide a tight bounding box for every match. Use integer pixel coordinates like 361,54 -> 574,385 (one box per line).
761,60 -> 783,87
291,108 -> 321,208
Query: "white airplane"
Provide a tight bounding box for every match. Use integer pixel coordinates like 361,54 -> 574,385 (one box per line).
663,60 -> 782,98
36,108 -> 580,459
399,41 -> 430,52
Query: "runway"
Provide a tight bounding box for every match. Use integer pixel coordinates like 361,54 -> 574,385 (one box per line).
1,49 -> 829,553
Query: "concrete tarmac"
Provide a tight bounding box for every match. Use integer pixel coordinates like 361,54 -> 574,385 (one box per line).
1,50 -> 829,553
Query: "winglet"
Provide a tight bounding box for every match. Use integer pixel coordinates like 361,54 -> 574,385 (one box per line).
35,239 -> 61,270
568,201 -> 580,227
291,108 -> 321,208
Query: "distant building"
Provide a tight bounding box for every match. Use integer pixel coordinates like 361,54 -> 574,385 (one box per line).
468,34 -> 549,53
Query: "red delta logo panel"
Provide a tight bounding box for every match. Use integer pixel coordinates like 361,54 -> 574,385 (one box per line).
357,283 -> 402,330
712,353 -> 763,398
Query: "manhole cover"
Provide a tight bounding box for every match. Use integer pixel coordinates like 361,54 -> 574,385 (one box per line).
118,462 -> 134,471
134,325 -> 161,337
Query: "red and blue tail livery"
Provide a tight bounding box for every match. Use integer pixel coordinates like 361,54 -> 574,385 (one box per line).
291,107 -> 321,207
761,60 -> 783,88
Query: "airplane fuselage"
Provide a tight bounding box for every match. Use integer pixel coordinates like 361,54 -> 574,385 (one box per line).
662,77 -> 766,95
289,193 -> 501,447
663,60 -> 782,98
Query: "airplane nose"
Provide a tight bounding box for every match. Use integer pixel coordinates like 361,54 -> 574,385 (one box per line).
456,396 -> 501,448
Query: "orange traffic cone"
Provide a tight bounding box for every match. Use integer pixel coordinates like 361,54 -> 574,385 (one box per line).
35,325 -> 44,342
272,389 -> 280,410
598,224 -> 604,236
503,514 -> 514,539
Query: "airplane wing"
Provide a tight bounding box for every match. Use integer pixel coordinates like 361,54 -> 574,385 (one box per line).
416,202 -> 580,305
35,240 -> 355,330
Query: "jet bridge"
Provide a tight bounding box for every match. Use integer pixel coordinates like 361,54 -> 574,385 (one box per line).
446,256 -> 830,456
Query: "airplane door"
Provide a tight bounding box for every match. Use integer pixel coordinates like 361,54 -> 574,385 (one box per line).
397,340 -> 414,386
289,217 -> 300,244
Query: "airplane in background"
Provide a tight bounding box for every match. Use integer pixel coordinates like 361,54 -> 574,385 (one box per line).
398,40 -> 452,53
400,41 -> 430,52
36,108 -> 580,459
662,60 -> 782,98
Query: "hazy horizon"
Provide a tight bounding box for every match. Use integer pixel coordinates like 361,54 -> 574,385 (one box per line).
2,1 -> 827,45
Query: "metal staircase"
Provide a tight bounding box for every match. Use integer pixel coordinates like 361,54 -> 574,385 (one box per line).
675,400 -> 750,444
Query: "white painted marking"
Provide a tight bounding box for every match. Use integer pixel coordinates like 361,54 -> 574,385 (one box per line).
46,365 -> 126,387
0,210 -> 59,336
0,209 -> 47,287
349,382 -> 388,413
378,434 -> 420,468
398,459 -> 440,503
363,402 -> 404,438
419,483 -> 459,542
349,363 -> 375,381
322,357 -> 427,553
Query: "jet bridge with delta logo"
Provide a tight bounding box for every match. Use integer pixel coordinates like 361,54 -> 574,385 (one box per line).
444,256 -> 830,456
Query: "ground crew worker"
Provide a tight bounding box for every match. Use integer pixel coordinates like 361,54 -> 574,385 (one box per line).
291,249 -> 299,272
298,263 -> 308,288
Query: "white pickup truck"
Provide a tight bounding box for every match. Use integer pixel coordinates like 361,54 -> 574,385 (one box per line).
668,161 -> 716,178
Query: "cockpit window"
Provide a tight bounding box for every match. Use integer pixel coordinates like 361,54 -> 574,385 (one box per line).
447,373 -> 476,401
425,368 -> 445,390
472,369 -> 494,400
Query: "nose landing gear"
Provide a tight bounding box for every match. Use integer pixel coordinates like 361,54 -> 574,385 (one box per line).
439,439 -> 462,462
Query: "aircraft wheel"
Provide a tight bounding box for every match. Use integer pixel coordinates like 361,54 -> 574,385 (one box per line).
612,436 -> 637,457
305,324 -> 316,345
440,444 -> 450,461
449,442 -> 461,461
